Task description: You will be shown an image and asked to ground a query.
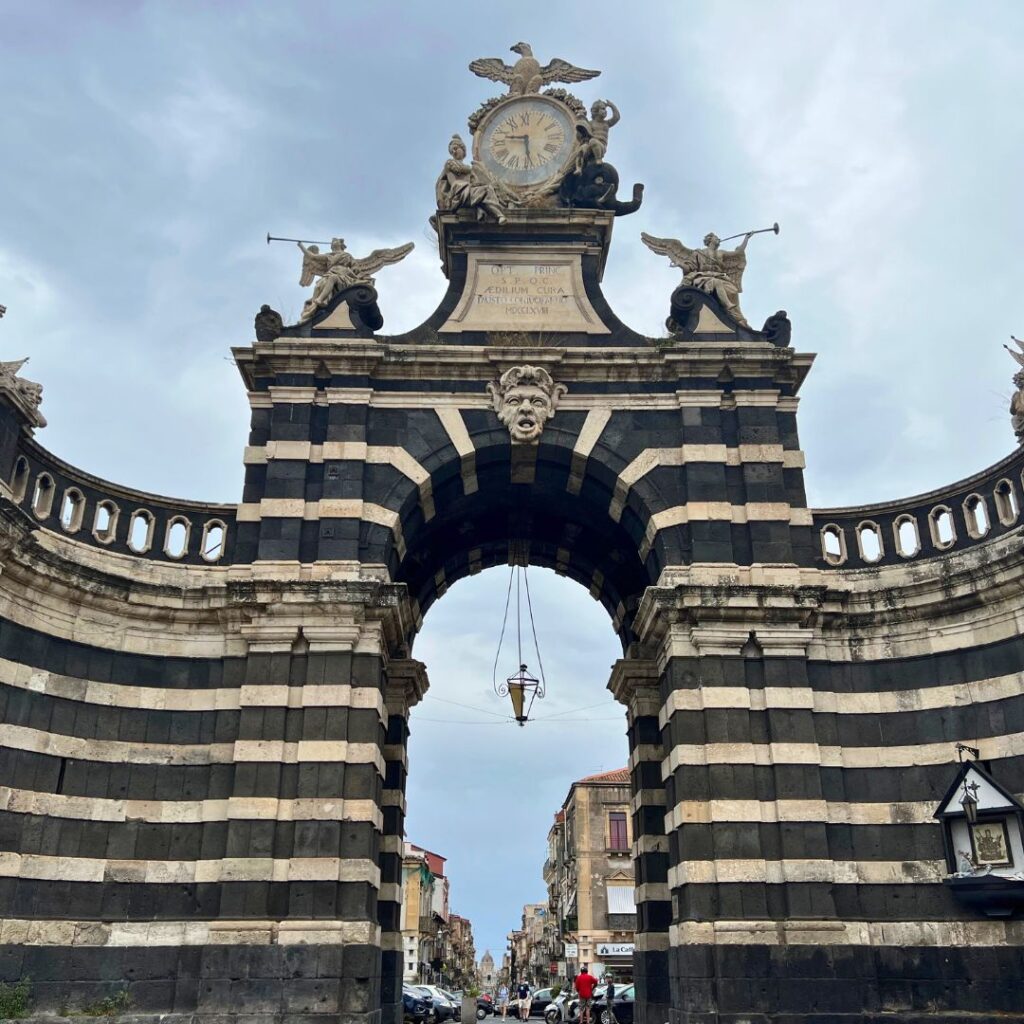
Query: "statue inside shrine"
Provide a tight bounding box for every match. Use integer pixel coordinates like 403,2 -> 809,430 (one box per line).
297,237 -> 414,322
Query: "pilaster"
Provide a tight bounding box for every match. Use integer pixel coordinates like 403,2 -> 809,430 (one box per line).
634,580 -> 832,1024
608,651 -> 670,1024
379,658 -> 429,1024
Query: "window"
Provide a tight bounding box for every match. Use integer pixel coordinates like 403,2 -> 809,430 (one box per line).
11,457 -> 29,503
609,811 -> 628,851
606,885 -> 636,915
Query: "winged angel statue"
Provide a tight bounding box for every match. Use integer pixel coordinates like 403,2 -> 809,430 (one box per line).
469,42 -> 600,96
641,231 -> 753,326
1005,335 -> 1024,443
297,238 -> 414,322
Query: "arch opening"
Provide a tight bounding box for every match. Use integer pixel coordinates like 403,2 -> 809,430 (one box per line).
402,566 -> 638,994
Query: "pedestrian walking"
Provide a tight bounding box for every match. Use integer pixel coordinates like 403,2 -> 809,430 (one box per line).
516,979 -> 531,1021
603,975 -> 618,1024
573,964 -> 598,1024
498,982 -> 510,1019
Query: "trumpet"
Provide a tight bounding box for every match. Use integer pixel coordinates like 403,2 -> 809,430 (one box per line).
266,233 -> 333,245
719,222 -> 780,243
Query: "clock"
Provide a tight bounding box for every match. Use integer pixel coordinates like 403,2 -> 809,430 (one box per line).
475,95 -> 577,187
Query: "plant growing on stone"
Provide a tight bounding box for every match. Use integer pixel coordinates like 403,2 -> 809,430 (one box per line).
81,988 -> 132,1018
0,977 -> 32,1019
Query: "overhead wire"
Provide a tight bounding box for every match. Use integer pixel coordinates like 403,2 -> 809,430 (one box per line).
530,700 -> 611,720
427,695 -> 512,719
491,568 -> 515,691
523,567 -> 547,690
409,716 -> 624,725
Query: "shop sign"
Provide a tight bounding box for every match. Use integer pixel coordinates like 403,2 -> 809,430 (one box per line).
596,943 -> 635,957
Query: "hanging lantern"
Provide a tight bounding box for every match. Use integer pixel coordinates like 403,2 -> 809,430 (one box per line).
492,567 -> 547,726
502,663 -> 543,726
961,780 -> 980,825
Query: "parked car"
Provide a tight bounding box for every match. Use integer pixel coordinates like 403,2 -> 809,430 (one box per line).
527,988 -> 556,1017
404,986 -> 432,1024
476,993 -> 495,1019
440,989 -> 462,1016
414,985 -> 458,1022
590,984 -> 635,1024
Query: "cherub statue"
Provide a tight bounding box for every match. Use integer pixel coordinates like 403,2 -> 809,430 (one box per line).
1005,336 -> 1024,444
641,230 -> 754,326
297,237 -> 414,322
435,134 -> 507,224
574,98 -> 620,172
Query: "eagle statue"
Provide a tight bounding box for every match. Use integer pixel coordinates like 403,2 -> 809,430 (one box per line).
469,42 -> 600,96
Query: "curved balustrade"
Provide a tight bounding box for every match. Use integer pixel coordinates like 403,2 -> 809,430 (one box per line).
813,446 -> 1024,569
6,437 -> 235,565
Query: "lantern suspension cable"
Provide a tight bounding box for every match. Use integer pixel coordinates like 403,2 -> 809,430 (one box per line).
492,565 -> 547,725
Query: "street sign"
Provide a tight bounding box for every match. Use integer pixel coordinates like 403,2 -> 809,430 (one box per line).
596,943 -> 634,957
563,943 -> 578,957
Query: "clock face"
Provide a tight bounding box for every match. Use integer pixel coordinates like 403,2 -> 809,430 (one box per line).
477,97 -> 576,187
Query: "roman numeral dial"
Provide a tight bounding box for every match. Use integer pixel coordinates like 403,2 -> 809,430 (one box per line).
477,96 -> 577,188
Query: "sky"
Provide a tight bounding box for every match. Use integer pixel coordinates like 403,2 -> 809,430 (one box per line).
2,0 -> 1023,969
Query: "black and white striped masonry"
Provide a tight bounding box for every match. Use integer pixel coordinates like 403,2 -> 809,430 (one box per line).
1,205 -> 1023,1024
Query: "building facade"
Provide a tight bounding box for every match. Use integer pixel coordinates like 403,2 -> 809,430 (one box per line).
0,42 -> 1022,1024
399,843 -> 464,986
448,914 -> 476,990
400,845 -> 436,984
543,770 -> 636,982
478,951 -> 496,991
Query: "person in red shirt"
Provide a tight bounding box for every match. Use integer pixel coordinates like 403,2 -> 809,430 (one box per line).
574,965 -> 598,1024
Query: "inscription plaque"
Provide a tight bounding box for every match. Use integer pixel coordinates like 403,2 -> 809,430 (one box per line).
440,250 -> 609,333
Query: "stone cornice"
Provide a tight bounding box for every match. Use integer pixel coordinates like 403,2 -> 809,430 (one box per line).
385,658 -> 429,714
232,338 -> 814,392
607,655 -> 660,707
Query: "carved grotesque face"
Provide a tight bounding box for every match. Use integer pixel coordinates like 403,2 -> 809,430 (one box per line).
498,383 -> 555,443
488,366 -> 567,445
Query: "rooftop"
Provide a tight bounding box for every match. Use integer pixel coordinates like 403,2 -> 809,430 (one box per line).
575,767 -> 630,785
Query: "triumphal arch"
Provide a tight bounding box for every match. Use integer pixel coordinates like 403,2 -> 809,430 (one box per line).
2,44 -> 1023,1024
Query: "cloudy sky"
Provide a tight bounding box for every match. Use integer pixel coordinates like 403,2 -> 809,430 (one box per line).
2,0 -> 1023,970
